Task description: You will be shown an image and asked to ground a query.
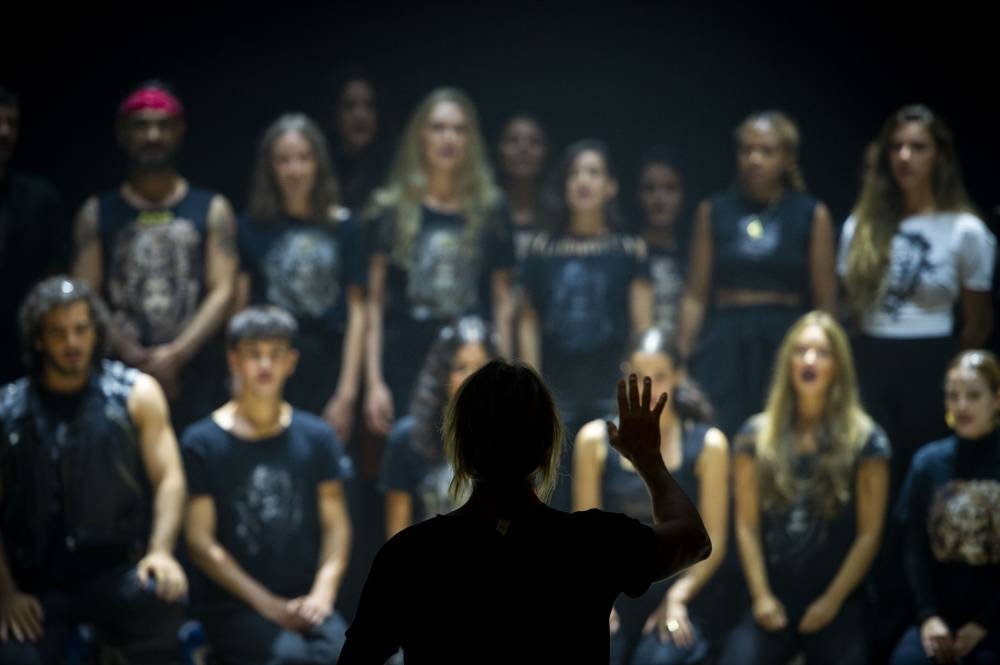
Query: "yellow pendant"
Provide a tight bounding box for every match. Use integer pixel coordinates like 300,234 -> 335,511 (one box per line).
746,218 -> 764,239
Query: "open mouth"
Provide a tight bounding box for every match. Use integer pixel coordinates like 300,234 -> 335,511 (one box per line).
800,368 -> 817,383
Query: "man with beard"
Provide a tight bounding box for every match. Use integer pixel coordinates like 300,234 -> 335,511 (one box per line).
72,81 -> 237,430
0,86 -> 66,384
0,277 -> 188,664
182,306 -> 353,664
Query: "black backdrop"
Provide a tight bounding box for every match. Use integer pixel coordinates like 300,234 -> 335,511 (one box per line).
3,0 -> 996,229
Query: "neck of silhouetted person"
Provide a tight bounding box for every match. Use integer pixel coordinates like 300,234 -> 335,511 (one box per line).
457,478 -> 543,519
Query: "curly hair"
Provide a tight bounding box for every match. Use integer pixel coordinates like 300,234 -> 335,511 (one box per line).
408,316 -> 499,462
18,276 -> 110,378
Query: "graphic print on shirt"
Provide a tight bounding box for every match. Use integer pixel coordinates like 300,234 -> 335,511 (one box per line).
735,213 -> 781,258
416,463 -> 466,518
929,479 -> 1000,566
107,217 -> 202,344
764,492 -> 828,566
649,253 -> 683,338
545,259 -> 614,353
264,228 -> 341,319
881,232 -> 936,318
233,465 -> 303,556
407,227 -> 479,320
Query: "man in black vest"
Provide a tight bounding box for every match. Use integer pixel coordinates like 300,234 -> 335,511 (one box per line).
72,80 -> 237,430
0,276 -> 188,664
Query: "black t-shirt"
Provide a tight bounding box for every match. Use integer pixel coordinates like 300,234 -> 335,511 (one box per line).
379,417 -> 463,524
0,173 -> 65,383
340,505 -> 657,664
734,415 -> 890,613
896,433 -> 1000,630
520,231 -> 650,403
647,244 -> 685,343
181,410 -> 353,607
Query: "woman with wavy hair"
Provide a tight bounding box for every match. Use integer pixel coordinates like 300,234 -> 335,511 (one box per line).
891,350 -> 1000,665
677,111 -> 837,439
237,113 -> 366,440
720,311 -> 889,665
363,88 -> 515,436
575,329 -> 729,665
379,316 -> 498,538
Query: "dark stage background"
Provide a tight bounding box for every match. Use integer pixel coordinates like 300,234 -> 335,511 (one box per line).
2,1 -> 996,231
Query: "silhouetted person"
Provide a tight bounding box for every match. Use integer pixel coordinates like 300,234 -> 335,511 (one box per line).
340,362 -> 711,664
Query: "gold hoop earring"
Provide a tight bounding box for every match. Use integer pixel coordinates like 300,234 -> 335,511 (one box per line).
945,410 -> 956,429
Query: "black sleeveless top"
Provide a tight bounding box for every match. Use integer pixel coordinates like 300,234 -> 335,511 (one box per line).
97,186 -> 216,346
602,420 -> 710,523
709,188 -> 817,297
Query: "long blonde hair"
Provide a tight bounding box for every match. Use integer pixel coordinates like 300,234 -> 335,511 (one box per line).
367,88 -> 501,268
753,311 -> 872,518
844,105 -> 974,315
735,110 -> 807,193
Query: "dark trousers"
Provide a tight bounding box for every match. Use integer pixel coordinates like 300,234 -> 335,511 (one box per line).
0,566 -> 185,665
202,606 -> 346,665
852,334 -> 954,664
718,598 -> 867,665
890,626 -> 1000,665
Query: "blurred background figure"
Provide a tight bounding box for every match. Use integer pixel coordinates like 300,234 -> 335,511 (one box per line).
496,113 -> 549,261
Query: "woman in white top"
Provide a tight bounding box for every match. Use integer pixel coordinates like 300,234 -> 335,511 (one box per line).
837,103 -> 995,661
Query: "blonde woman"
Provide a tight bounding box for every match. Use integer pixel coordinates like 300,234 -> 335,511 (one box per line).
720,311 -> 889,665
363,88 -> 515,435
677,111 -> 837,438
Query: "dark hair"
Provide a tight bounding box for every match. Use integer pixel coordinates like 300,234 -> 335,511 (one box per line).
444,359 -> 563,502
629,328 -> 714,423
18,276 -> 110,377
541,139 -> 623,234
226,306 -> 298,349
409,317 -> 499,461
636,145 -> 685,183
247,113 -> 341,223
498,112 -> 548,144
0,85 -> 18,107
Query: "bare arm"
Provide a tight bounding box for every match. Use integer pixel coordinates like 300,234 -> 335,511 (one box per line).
630,278 -> 654,334
676,202 -> 713,362
733,453 -> 771,602
492,268 -> 515,358
324,286 -> 367,441
166,195 -> 238,361
384,492 -> 413,540
363,252 -> 394,434
809,203 -> 837,313
308,481 -> 352,610
609,377 -> 711,581
572,420 -> 608,512
129,373 -> 188,601
959,289 -> 992,349
517,294 -> 541,370
665,429 -> 729,604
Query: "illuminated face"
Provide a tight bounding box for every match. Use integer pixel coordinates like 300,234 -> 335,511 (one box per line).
498,117 -> 546,181
228,339 -> 298,400
889,121 -> 938,196
566,149 -> 618,216
945,366 -> 1000,439
448,342 -> 491,398
628,350 -> 678,411
789,324 -> 836,398
36,301 -> 97,378
0,104 -> 19,166
639,163 -> 683,229
422,101 -> 469,175
736,120 -> 790,194
119,109 -> 184,170
271,130 -> 318,205
336,79 -> 377,153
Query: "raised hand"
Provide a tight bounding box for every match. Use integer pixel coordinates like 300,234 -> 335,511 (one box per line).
606,374 -> 668,471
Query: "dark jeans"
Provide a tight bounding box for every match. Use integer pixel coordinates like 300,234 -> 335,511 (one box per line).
201,606 -> 347,665
718,597 -> 867,665
890,626 -> 1000,665
0,565 -> 185,665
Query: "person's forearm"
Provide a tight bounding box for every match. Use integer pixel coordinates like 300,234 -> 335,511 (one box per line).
0,541 -> 19,596
147,466 -> 186,554
169,283 -> 233,361
364,301 -> 386,388
676,293 -> 705,362
736,521 -> 773,601
636,457 -> 710,575
959,320 -> 991,350
188,537 -> 275,612
310,522 -> 352,607
334,304 -> 366,401
666,533 -> 726,604
904,527 -> 939,622
517,307 -> 540,368
493,283 -> 514,359
820,531 -> 880,605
